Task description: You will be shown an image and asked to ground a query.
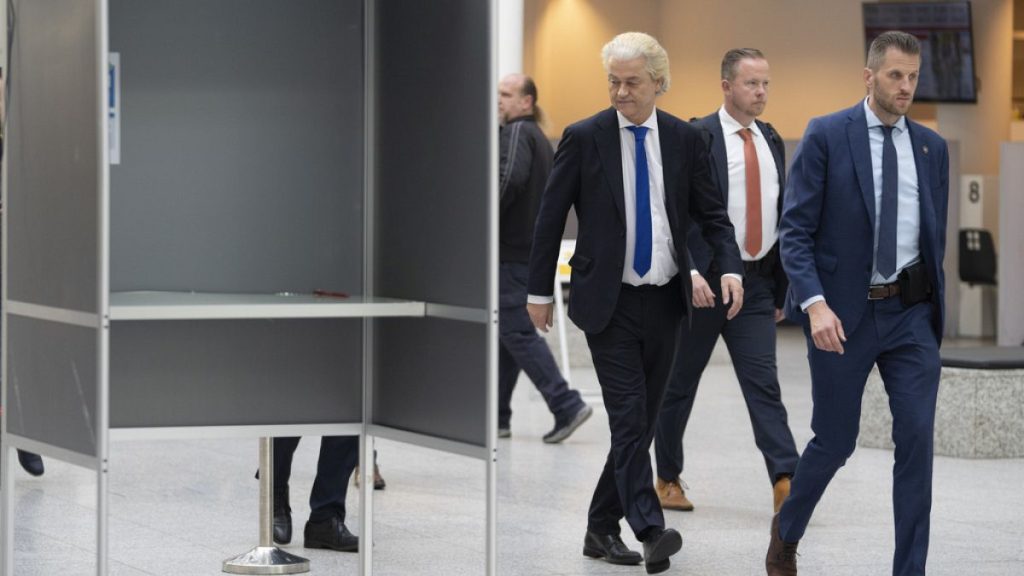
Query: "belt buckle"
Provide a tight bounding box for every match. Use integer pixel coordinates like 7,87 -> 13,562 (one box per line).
868,284 -> 894,300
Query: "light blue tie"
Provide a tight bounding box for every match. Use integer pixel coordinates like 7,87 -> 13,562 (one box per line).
627,126 -> 651,277
877,125 -> 898,278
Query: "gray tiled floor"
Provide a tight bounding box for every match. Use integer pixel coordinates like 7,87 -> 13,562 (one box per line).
5,325 -> 1024,575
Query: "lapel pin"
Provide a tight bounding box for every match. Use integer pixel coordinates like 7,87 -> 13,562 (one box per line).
922,145 -> 929,155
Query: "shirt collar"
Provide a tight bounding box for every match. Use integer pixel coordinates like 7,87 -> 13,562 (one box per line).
617,108 -> 659,132
718,105 -> 763,139
863,97 -> 907,134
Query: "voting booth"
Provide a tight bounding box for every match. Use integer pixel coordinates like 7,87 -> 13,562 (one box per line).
0,0 -> 498,574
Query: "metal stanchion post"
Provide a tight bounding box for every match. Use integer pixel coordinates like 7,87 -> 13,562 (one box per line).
223,437 -> 310,574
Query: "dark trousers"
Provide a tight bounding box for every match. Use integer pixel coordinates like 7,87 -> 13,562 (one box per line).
499,262 -> 584,428
654,271 -> 798,484
274,435 -> 359,523
585,278 -> 683,540
778,298 -> 939,576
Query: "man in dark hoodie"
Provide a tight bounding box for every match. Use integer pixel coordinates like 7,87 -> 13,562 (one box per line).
497,73 -> 591,443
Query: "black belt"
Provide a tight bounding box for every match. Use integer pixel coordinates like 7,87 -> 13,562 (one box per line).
742,243 -> 779,277
743,259 -> 768,276
868,281 -> 900,300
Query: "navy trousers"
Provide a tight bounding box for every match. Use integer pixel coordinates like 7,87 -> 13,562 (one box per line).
778,298 -> 940,576
498,262 -> 584,429
585,278 -> 683,540
654,270 -> 798,484
274,435 -> 359,523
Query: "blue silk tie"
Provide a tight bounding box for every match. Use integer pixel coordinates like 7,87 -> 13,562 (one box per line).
877,125 -> 898,278
627,126 -> 651,277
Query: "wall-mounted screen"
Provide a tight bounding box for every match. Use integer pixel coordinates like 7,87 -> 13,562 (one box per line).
863,2 -> 977,103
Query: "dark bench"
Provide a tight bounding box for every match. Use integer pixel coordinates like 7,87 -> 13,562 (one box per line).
940,346 -> 1024,369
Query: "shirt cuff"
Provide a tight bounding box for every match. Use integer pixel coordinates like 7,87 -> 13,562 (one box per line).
800,295 -> 825,311
690,269 -> 699,276
527,294 -> 554,305
722,273 -> 742,282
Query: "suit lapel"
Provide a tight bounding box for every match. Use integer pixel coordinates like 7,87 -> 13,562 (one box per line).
707,117 -> 728,204
594,108 -> 626,223
658,111 -> 681,232
846,104 -> 877,230
909,122 -> 936,258
758,120 -> 786,216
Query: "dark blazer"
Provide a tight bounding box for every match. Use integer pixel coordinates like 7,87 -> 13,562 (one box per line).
779,101 -> 949,342
528,107 -> 742,334
690,112 -> 789,308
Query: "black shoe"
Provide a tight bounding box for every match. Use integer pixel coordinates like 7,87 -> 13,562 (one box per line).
642,528 -> 682,574
544,404 -> 593,444
273,488 -> 292,545
372,463 -> 386,491
582,530 -> 642,566
17,451 -> 44,477
304,515 -> 358,552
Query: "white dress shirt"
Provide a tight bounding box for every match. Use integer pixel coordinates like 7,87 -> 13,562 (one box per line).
719,106 -> 780,262
528,108 -> 678,306
618,109 -> 678,286
864,99 -> 920,285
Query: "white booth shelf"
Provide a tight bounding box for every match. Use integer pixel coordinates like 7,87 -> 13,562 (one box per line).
109,291 -> 426,321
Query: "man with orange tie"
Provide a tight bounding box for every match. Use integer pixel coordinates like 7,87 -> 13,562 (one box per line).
654,48 -> 799,514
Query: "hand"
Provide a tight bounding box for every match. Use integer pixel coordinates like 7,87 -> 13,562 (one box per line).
775,308 -> 785,324
807,301 -> 846,354
721,276 -> 744,320
527,302 -> 554,333
691,273 -> 715,308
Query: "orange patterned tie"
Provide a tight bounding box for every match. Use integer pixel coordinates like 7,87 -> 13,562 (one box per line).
738,128 -> 762,258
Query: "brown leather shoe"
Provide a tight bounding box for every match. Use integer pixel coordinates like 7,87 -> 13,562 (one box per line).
655,477 -> 694,511
773,476 -> 791,513
765,514 -> 798,576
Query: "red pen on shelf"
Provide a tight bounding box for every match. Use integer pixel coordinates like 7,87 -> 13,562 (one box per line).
313,289 -> 350,299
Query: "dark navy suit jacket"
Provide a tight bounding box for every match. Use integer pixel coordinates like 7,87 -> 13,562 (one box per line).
779,102 -> 949,342
528,107 -> 742,334
690,112 -> 789,308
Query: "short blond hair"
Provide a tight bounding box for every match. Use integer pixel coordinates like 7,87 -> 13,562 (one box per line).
601,32 -> 671,94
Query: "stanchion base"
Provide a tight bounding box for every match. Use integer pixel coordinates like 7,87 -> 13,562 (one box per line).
222,546 -> 310,574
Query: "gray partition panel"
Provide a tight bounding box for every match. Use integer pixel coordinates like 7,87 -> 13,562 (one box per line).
109,0 -> 364,294
374,318 -> 486,447
7,0 -> 99,312
6,316 -> 99,458
110,319 -> 362,428
374,0 -> 491,308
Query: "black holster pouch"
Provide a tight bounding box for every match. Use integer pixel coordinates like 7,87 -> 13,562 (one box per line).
898,261 -> 932,307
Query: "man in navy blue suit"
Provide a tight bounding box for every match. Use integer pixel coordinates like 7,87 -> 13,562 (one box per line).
767,31 -> 949,576
528,32 -> 743,574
